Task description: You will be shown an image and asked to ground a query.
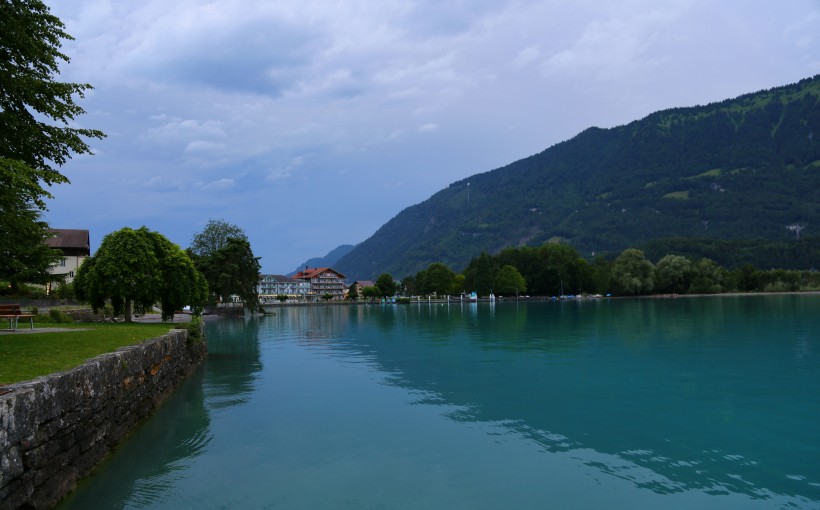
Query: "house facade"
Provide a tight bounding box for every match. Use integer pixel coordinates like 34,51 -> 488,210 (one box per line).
349,280 -> 375,298
258,274 -> 311,303
46,229 -> 90,290
293,267 -> 347,301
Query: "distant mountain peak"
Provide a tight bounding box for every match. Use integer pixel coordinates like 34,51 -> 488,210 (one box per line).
288,244 -> 355,276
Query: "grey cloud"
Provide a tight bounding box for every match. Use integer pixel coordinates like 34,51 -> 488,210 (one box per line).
42,0 -> 820,274
134,19 -> 320,95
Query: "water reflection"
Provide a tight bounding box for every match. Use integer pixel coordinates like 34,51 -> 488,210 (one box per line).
57,368 -> 212,509
57,297 -> 819,509
334,297 -> 820,504
204,318 -> 263,408
58,317 -> 265,509
265,305 -> 352,343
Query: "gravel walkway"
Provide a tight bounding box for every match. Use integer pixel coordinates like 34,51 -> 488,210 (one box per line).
0,313 -> 194,335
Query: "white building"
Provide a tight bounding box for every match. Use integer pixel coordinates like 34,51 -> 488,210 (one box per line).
45,229 -> 90,292
258,274 -> 311,303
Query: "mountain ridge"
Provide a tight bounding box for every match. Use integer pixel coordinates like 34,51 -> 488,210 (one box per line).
287,244 -> 355,277
335,76 -> 820,280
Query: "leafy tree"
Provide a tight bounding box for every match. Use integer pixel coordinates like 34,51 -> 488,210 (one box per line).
463,252 -> 497,296
534,244 -> 590,295
74,227 -> 206,322
728,263 -> 759,292
361,286 -> 380,300
494,265 -> 526,296
1,1 -> 104,181
195,237 -> 261,311
276,294 -> 288,303
0,162 -> 61,290
611,248 -> 655,296
1,2 -> 103,287
757,268 -> 803,292
451,273 -> 465,295
321,293 -> 334,301
590,255 -> 613,294
189,219 -> 248,258
54,281 -> 74,300
655,255 -> 692,294
347,285 -> 359,301
688,258 -> 724,294
375,273 -> 397,297
156,244 -> 208,320
401,274 -> 417,295
420,262 -> 456,295
412,270 -> 427,294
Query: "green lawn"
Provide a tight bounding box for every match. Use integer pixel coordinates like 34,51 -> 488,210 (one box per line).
0,323 -> 177,386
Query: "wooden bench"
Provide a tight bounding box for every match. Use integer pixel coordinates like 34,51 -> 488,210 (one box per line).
0,304 -> 35,331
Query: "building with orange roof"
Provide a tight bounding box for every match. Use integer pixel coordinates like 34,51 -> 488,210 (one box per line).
293,267 -> 347,301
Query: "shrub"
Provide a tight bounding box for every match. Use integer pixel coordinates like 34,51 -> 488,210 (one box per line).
33,312 -> 53,324
55,282 -> 75,300
175,317 -> 204,344
48,308 -> 74,323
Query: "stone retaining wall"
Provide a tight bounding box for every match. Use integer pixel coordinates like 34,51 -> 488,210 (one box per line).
0,329 -> 207,509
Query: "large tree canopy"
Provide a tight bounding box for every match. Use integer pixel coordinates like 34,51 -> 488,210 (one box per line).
188,219 -> 260,311
0,159 -> 61,289
74,227 -> 207,322
375,273 -> 397,297
611,248 -> 655,296
0,0 -> 104,177
494,265 -> 527,297
189,219 -> 248,258
415,262 -> 458,296
193,237 -> 261,310
0,1 -> 104,286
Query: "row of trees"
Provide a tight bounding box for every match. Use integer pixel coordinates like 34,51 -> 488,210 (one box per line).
74,227 -> 207,322
390,243 -> 820,298
73,220 -> 261,322
0,4 -> 264,319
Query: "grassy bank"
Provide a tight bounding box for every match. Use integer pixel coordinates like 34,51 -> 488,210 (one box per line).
0,323 -> 176,386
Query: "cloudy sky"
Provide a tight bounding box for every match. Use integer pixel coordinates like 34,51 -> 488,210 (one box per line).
44,0 -> 820,274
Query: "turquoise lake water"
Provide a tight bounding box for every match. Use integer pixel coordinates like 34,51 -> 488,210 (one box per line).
58,296 -> 820,509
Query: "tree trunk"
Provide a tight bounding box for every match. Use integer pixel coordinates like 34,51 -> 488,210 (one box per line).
124,297 -> 132,322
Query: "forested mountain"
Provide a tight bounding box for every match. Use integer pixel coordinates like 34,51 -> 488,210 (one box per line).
336,76 -> 820,280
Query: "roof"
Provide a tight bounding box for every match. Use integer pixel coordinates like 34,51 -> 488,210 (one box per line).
352,280 -> 375,288
46,229 -> 90,255
261,274 -> 302,283
294,267 -> 347,279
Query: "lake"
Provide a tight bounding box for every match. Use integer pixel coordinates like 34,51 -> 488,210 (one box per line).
58,296 -> 820,509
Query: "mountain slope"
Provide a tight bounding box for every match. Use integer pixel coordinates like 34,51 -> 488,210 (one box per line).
336,76 -> 820,280
288,244 -> 355,276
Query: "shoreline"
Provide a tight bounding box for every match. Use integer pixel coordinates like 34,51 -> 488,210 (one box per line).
255,289 -> 820,309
